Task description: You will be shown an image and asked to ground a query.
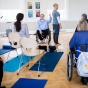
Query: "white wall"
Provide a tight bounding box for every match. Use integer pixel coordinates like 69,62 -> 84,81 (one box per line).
0,0 -> 88,33
23,0 -> 66,22
68,0 -> 88,20
0,0 -> 88,21
0,0 -> 22,9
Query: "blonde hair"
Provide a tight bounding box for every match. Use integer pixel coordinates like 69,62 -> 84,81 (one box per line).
40,14 -> 44,16
53,3 -> 58,7
77,20 -> 88,31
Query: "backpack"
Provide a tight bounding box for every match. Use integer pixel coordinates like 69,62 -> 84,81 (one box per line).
77,52 -> 88,77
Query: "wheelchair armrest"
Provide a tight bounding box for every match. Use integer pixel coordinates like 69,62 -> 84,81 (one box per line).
74,44 -> 88,52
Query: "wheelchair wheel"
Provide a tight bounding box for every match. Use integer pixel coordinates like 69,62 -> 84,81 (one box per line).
81,77 -> 87,85
67,51 -> 73,81
36,33 -> 39,43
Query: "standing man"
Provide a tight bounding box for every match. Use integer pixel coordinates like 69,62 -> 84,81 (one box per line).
37,14 -> 52,43
52,3 -> 62,45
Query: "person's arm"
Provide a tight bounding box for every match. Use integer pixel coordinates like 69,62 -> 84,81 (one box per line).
13,25 -> 16,32
69,33 -> 76,50
57,13 -> 62,29
37,21 -> 42,35
37,21 -> 41,31
25,24 -> 29,38
57,16 -> 60,23
47,14 -> 52,23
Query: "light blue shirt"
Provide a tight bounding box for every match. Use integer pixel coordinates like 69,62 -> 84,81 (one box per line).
52,10 -> 60,24
14,23 -> 29,38
37,17 -> 52,31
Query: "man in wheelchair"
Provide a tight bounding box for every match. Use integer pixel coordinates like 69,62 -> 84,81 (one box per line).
37,14 -> 52,43
68,20 -> 88,84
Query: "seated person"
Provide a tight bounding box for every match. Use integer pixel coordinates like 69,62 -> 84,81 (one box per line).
14,13 -> 29,38
69,20 -> 88,50
75,13 -> 88,32
0,57 -> 6,88
37,14 -> 52,43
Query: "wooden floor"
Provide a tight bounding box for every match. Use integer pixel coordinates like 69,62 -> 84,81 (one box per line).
2,32 -> 88,88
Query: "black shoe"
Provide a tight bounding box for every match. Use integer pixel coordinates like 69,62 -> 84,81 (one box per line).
0,86 -> 6,88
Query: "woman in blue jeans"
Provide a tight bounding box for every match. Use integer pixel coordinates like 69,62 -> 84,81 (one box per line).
0,57 -> 6,88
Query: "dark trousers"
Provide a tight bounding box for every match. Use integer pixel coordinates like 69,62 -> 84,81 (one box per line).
53,24 -> 60,44
0,61 -> 3,86
37,29 -> 49,40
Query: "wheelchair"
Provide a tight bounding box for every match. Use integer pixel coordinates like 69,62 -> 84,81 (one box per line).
67,44 -> 88,85
36,28 -> 51,44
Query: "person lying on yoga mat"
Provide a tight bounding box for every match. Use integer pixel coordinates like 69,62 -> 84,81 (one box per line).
37,14 -> 52,43
0,57 -> 6,88
14,13 -> 29,38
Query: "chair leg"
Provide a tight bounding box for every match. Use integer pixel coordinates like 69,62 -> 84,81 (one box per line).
7,46 -> 12,62
6,51 -> 10,63
37,56 -> 47,77
27,57 -> 29,67
16,49 -> 19,57
17,54 -> 23,75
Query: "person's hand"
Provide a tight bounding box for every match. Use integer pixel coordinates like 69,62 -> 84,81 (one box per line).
60,23 -> 62,29
40,31 -> 42,35
49,14 -> 51,17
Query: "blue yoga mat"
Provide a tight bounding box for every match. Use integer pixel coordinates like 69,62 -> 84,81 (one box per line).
11,78 -> 47,88
3,55 -> 35,72
3,45 -> 15,49
0,45 -> 15,55
29,52 -> 63,72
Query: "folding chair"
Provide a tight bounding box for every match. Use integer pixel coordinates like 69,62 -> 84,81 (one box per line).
20,37 -> 47,77
8,32 -> 23,75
